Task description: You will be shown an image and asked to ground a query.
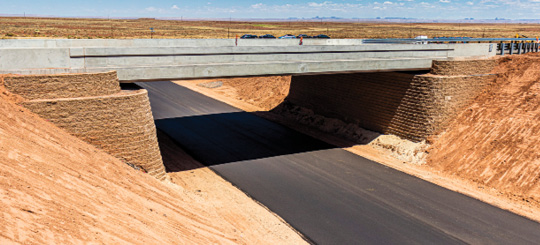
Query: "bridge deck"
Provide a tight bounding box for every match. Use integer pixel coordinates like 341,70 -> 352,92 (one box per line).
0,39 -> 495,81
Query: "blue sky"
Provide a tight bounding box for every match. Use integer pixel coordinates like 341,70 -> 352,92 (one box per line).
2,0 -> 540,20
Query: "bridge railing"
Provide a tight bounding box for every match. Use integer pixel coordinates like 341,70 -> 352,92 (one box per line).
363,38 -> 540,56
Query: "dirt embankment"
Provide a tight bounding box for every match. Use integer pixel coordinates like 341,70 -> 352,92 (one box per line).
193,76 -> 291,111
427,54 -> 540,204
0,77 -> 305,244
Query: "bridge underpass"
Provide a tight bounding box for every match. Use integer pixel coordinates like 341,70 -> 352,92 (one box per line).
4,38 -> 537,243
138,80 -> 540,244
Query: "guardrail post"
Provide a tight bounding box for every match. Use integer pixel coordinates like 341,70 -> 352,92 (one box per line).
518,42 -> 522,54
509,42 -> 514,55
500,42 -> 505,55
536,43 -> 539,53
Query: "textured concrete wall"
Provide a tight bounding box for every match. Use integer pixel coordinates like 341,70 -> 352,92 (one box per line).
5,72 -> 167,180
287,72 -> 418,134
287,59 -> 496,142
431,59 -> 497,76
388,74 -> 495,141
3,71 -> 120,100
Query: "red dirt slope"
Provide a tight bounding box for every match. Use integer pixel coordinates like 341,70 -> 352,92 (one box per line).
428,54 -> 540,204
0,80 -> 304,244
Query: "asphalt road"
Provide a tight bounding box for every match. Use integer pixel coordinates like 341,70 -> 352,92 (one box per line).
138,81 -> 540,244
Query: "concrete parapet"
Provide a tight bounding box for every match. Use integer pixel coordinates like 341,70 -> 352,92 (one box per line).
4,72 -> 167,180
3,71 -> 120,100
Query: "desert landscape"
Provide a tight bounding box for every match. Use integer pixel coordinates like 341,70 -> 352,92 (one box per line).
2,16 -> 540,39
2,16 -> 540,243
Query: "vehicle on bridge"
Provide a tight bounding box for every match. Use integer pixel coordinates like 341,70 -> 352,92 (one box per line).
313,34 -> 331,39
240,34 -> 258,39
259,34 -> 276,39
279,34 -> 296,39
297,34 -> 312,38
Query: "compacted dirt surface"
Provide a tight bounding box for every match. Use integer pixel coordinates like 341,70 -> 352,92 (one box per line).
192,76 -> 291,111
0,79 -> 305,244
428,53 -> 540,206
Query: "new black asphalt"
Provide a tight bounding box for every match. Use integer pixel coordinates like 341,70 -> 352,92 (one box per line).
138,81 -> 540,244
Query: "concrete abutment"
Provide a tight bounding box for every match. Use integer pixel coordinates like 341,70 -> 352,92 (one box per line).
285,58 -> 497,142
2,71 -> 168,180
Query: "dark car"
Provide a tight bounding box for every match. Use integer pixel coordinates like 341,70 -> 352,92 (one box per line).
240,34 -> 258,39
297,34 -> 312,38
313,34 -> 330,39
259,34 -> 276,39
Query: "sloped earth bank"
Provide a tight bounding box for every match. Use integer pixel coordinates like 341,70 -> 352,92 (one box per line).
175,65 -> 540,222
428,54 -> 540,206
0,79 -> 305,244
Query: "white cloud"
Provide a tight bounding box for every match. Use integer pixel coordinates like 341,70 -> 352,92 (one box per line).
251,3 -> 265,9
307,1 -> 341,7
440,0 -> 451,3
466,1 -> 474,5
419,1 -> 435,7
308,2 -> 324,7
384,1 -> 394,5
171,5 -> 179,10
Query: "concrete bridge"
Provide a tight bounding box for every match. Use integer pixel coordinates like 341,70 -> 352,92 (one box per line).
2,38 -> 539,243
0,39 -> 495,82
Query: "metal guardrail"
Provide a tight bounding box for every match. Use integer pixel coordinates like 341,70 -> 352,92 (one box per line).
363,38 -> 540,56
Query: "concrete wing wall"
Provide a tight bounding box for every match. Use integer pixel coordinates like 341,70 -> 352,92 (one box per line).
3,71 -> 168,180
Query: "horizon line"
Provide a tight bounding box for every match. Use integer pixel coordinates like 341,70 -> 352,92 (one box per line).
0,13 -> 539,23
